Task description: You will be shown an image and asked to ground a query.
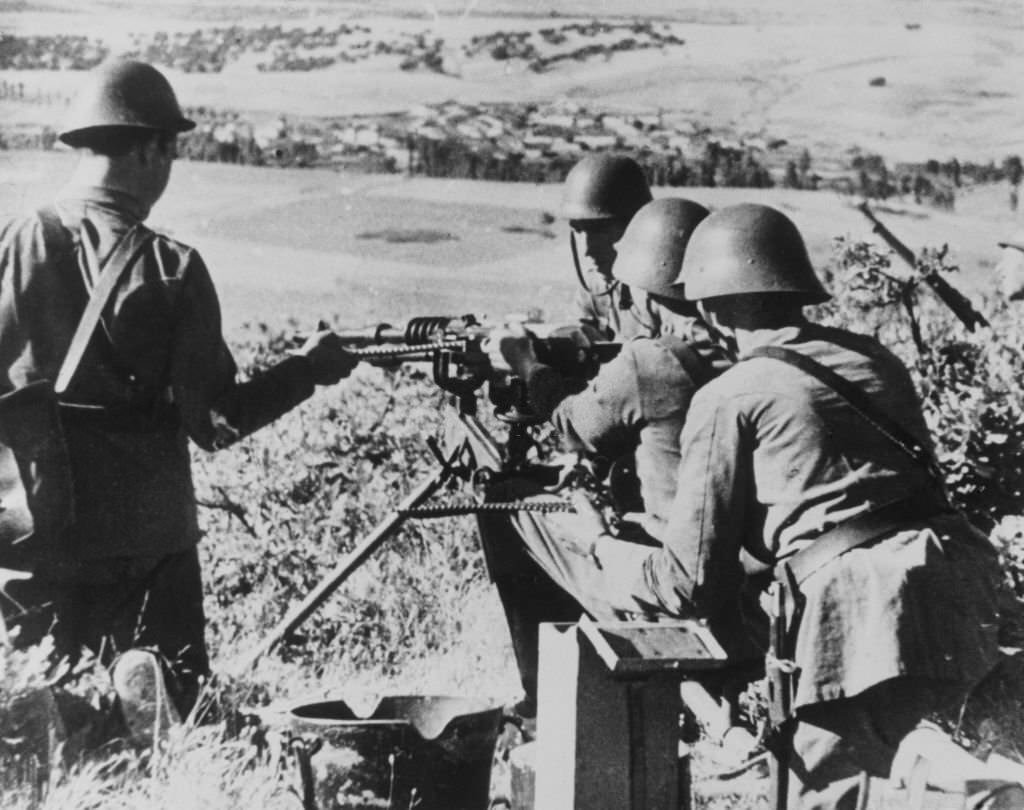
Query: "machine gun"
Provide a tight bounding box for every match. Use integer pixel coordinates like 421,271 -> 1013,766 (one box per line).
857,202 -> 989,331
221,315 -> 618,681
334,315 -> 619,468
334,314 -> 619,383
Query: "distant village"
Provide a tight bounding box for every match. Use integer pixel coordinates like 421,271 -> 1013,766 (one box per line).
101,98 -> 1024,210
0,18 -> 1020,210
175,100 -> 781,189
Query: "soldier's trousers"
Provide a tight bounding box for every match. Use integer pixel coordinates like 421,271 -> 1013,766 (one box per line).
0,547 -> 209,716
790,677 -> 967,810
475,472 -> 765,702
474,473 -> 631,702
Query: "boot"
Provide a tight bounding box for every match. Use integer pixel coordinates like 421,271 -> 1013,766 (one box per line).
110,649 -> 180,749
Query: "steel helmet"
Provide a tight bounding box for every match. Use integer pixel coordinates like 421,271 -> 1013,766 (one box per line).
998,230 -> 1024,252
680,203 -> 830,303
561,154 -> 653,222
612,198 -> 710,302
59,60 -> 195,147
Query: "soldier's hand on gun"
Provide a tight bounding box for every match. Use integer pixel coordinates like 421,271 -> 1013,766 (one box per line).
486,322 -> 538,378
567,489 -> 610,538
297,325 -> 360,385
544,490 -> 612,569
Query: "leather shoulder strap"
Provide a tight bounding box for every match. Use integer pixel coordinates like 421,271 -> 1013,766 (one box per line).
53,217 -> 155,395
661,335 -> 714,387
743,344 -> 937,476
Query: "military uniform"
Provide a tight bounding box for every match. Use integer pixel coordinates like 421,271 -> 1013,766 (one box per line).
572,272 -> 653,341
485,196 -> 714,705
591,323 -> 1002,809
483,328 -> 726,701
525,333 -> 724,542
0,185 -> 318,708
560,154 -> 654,342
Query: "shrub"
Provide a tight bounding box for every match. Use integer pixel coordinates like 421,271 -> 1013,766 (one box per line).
192,322 -> 489,679
823,236 -> 1024,544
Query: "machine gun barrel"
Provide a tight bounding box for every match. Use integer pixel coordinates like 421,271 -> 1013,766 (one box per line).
857,202 -> 989,331
335,315 -> 621,376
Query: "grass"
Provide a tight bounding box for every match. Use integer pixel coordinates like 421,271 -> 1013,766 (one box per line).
0,33 -> 1021,793
5,236 -> 1024,808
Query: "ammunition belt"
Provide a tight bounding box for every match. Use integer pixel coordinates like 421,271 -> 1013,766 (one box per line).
399,499 -> 574,518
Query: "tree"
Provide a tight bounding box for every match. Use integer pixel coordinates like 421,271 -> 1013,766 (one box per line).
783,160 -> 800,189
798,148 -> 812,184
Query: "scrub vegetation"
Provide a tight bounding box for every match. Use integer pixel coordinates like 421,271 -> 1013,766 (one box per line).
3,233 -> 1024,809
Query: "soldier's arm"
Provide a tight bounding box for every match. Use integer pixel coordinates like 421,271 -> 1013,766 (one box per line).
648,388 -> 749,615
548,345 -> 642,460
169,249 -> 321,451
585,385 -> 748,617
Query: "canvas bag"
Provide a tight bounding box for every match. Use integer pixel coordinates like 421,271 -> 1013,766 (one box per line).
0,212 -> 153,572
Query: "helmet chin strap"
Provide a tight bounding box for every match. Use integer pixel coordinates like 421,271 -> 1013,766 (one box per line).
570,230 -> 618,298
629,289 -> 659,335
570,230 -> 591,294
697,303 -> 739,360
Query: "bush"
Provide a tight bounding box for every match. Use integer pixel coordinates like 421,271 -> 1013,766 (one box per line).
823,236 -> 1024,538
192,322 -> 488,678
4,237 -> 1024,805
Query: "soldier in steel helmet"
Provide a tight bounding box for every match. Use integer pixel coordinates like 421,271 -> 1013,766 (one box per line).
569,203 -> 1003,809
501,197 -> 725,543
995,229 -> 1024,301
0,61 -> 359,736
560,153 -> 655,341
485,198 -> 739,711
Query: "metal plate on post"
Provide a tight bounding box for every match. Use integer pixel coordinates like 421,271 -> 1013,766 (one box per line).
577,616 -> 729,678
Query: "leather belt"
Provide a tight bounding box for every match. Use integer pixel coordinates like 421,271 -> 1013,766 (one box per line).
774,490 -> 951,586
60,401 -> 179,433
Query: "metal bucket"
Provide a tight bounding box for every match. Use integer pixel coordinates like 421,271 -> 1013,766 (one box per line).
271,695 -> 503,810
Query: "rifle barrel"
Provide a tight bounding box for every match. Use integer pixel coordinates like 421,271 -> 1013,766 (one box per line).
857,202 -> 989,331
857,202 -> 918,269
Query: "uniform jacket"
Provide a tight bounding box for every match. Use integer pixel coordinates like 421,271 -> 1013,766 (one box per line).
594,322 -> 1002,705
0,186 -> 315,569
523,330 -> 728,542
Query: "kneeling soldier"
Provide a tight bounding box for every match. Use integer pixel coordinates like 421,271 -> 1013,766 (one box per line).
583,203 -> 1003,810
487,198 -> 732,710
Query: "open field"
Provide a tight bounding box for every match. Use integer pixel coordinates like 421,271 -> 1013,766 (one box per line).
2,149 -> 1016,334
1,0 -> 1023,162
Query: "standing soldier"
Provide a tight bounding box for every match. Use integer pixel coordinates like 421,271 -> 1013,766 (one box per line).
574,204 -> 1003,809
0,60 -> 358,738
561,154 -> 655,340
486,198 -> 733,713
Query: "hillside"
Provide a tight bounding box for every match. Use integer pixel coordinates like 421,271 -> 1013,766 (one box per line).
1,0 -> 1023,164
1,150 -> 1013,333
